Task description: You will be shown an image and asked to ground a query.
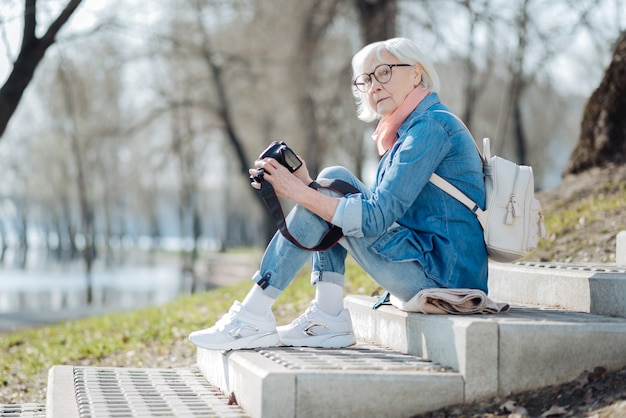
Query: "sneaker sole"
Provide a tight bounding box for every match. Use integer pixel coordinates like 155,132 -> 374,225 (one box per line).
279,332 -> 356,349
189,331 -> 280,351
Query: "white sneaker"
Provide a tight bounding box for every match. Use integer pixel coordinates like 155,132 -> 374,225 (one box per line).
189,301 -> 280,350
277,302 -> 356,348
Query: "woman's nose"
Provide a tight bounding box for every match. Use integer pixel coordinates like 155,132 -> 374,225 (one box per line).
369,78 -> 382,92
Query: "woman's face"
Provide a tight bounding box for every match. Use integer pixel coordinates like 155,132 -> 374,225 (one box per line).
363,50 -> 421,116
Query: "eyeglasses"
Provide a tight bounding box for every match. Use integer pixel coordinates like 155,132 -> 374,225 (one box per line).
353,63 -> 412,93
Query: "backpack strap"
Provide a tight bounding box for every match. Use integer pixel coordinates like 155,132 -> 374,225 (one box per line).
429,173 -> 486,222
429,173 -> 480,213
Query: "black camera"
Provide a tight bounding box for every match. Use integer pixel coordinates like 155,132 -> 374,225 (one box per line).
250,141 -> 302,183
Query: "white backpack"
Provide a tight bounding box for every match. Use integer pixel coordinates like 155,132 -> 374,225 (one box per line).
430,112 -> 547,262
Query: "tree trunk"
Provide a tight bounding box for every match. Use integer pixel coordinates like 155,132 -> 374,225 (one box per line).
354,0 -> 397,44
566,31 -> 626,174
195,27 -> 276,245
294,0 -> 342,176
58,61 -> 95,304
512,81 -> 528,165
17,213 -> 28,269
461,0 -> 495,132
0,221 -> 7,264
71,127 -> 96,304
496,0 -> 529,160
353,0 -> 397,177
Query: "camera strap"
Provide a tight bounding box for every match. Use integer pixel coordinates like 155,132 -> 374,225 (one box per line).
258,178 -> 359,251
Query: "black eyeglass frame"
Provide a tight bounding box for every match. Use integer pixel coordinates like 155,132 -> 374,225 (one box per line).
353,63 -> 413,92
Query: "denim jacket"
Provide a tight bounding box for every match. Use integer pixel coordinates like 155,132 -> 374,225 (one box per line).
334,93 -> 488,291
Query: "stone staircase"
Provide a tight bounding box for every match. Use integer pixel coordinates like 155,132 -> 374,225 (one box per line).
5,235 -> 626,417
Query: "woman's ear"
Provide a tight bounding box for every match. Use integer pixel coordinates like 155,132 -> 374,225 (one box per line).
413,64 -> 423,87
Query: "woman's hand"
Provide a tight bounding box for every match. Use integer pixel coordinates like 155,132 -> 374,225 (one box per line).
292,156 -> 314,185
249,157 -> 313,200
249,156 -> 339,223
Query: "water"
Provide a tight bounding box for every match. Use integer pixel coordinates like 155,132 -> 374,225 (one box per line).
0,260 -> 186,332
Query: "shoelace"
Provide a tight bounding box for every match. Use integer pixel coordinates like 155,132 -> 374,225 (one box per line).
215,308 -> 239,331
289,306 -> 315,326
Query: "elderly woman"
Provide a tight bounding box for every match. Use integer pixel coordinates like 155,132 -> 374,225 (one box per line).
189,37 -> 487,351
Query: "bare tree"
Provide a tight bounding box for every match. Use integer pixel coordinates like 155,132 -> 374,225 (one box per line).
155,0 -> 351,250
1,135 -> 35,268
0,0 -> 83,138
133,1 -> 257,285
497,0 -> 530,162
459,0 -> 496,130
291,0 -> 345,176
168,98 -> 206,284
52,56 -> 97,303
566,31 -> 626,174
167,1 -> 274,250
495,0 -> 600,164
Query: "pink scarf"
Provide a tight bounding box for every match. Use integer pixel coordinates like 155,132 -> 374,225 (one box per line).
371,85 -> 430,156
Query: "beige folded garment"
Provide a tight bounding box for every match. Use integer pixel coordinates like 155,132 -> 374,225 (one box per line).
390,288 -> 509,314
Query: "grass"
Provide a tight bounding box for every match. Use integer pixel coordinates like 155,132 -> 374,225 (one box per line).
546,183 -> 626,235
0,257 -> 381,402
532,182 -> 626,257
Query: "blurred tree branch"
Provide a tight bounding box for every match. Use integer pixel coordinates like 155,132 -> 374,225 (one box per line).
0,0 -> 83,139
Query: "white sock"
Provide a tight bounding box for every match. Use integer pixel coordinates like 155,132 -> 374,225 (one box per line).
315,281 -> 345,316
242,284 -> 276,316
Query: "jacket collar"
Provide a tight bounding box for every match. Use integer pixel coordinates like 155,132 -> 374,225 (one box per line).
396,92 -> 441,138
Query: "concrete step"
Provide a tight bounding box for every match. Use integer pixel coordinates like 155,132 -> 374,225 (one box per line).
44,365 -> 249,417
36,260 -> 626,417
488,261 -> 626,317
195,345 -> 463,418
345,294 -> 626,402
43,347 -> 463,418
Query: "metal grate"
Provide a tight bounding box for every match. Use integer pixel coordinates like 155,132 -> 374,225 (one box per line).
258,345 -> 450,372
0,404 -> 45,418
518,261 -> 626,273
74,367 -> 248,418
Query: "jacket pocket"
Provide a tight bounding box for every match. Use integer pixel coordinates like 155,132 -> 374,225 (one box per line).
371,225 -> 422,263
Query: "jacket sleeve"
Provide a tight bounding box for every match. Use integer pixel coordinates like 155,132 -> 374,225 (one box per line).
332,116 -> 453,237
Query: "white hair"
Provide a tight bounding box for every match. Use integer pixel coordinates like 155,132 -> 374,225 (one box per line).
351,37 -> 440,122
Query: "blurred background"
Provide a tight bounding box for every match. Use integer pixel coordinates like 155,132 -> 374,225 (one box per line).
0,0 -> 624,327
